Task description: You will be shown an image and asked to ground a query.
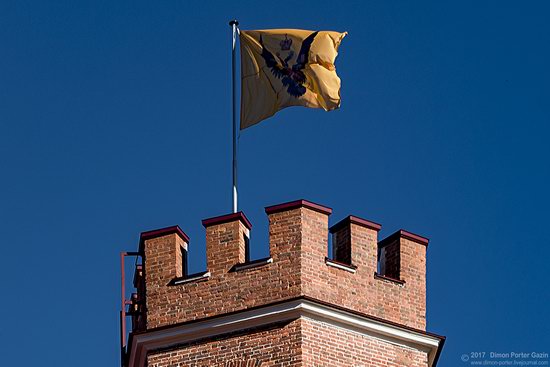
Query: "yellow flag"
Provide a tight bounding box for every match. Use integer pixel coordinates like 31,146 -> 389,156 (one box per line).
239,29 -> 347,129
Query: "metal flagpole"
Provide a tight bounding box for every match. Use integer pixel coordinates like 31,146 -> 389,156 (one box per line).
230,19 -> 239,213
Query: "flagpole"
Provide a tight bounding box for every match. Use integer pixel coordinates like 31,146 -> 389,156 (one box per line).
230,19 -> 239,213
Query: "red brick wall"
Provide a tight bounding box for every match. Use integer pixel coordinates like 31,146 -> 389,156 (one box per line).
296,208 -> 427,330
145,317 -> 429,367
143,211 -> 304,330
301,317 -> 428,366
147,319 -> 302,367
141,201 -> 427,331
205,220 -> 247,277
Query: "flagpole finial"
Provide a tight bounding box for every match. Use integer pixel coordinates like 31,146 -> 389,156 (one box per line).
229,19 -> 239,27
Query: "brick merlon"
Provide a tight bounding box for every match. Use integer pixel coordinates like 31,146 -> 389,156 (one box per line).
379,229 -> 430,247
139,225 -> 189,252
264,199 -> 332,215
329,215 -> 382,233
201,211 -> 252,230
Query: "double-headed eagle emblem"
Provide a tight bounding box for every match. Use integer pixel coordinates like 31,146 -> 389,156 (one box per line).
259,31 -> 319,97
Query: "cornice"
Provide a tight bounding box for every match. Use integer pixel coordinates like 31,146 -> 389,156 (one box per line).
127,297 -> 444,367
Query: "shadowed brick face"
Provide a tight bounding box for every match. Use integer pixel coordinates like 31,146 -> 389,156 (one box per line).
332,225 -> 352,264
129,200 -> 441,366
380,239 -> 400,279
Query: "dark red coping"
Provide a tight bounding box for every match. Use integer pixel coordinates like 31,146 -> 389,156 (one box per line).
374,272 -> 406,285
378,229 -> 429,247
201,211 -> 252,230
329,215 -> 382,233
139,225 -> 189,251
264,199 -> 332,215
127,295 -> 446,366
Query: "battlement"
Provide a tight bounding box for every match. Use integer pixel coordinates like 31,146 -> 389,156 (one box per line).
132,199 -> 430,333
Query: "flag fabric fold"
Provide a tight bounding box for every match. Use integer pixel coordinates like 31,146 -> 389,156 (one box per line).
239,29 -> 347,129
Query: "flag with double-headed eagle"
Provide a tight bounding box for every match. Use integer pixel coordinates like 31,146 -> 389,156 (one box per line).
239,29 -> 347,129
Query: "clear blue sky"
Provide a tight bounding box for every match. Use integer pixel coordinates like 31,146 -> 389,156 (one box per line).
1,1 -> 549,366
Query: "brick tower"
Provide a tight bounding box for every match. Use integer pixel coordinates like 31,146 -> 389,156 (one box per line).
121,199 -> 445,366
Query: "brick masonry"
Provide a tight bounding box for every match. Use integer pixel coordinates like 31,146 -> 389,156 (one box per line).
147,320 -> 302,367
301,317 -> 428,367
129,199 -> 441,366
146,317 -> 428,367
